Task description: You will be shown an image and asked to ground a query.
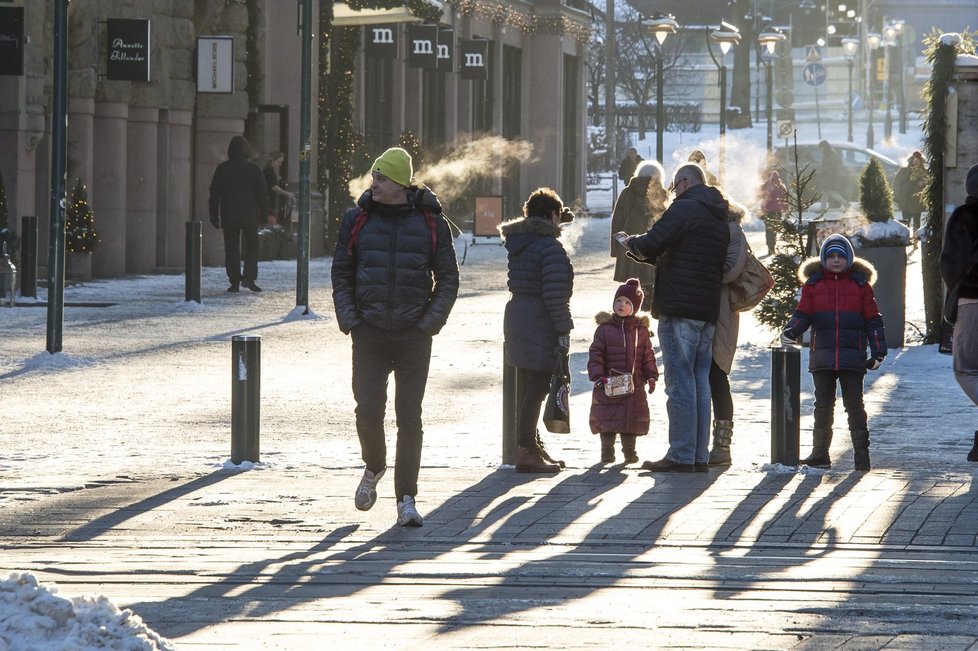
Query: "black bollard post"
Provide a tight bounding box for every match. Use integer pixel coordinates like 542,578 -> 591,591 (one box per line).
185,221 -> 201,303
20,216 -> 37,298
771,344 -> 801,465
231,335 -> 261,464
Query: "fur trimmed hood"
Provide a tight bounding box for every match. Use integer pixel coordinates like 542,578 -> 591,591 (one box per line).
798,256 -> 877,286
593,310 -> 651,329
497,215 -> 561,240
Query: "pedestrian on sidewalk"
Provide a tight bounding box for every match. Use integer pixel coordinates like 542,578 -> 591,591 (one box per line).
331,147 -> 460,527
618,163 -> 730,473
938,163 -> 978,462
758,169 -> 787,256
587,279 -> 659,465
708,199 -> 750,467
781,234 -> 886,471
893,151 -> 928,231
208,135 -> 269,292
610,160 -> 669,310
688,149 -> 718,186
618,147 -> 643,186
499,187 -> 575,473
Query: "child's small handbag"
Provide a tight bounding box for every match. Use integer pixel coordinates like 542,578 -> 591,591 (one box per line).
604,329 -> 639,397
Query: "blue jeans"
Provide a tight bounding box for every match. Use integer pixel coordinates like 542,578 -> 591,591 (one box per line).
657,316 -> 716,464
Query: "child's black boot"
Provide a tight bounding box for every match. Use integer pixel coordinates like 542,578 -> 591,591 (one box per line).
801,428 -> 832,468
851,429 -> 871,471
600,433 -> 616,464
620,434 -> 638,464
968,431 -> 978,463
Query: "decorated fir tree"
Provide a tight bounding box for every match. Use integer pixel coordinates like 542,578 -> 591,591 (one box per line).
0,169 -> 8,232
755,135 -> 826,332
859,157 -> 894,223
398,129 -> 423,171
65,178 -> 99,254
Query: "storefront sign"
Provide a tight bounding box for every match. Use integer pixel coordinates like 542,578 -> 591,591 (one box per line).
365,24 -> 398,58
407,24 -> 437,70
437,28 -> 454,73
196,36 -> 234,93
0,7 -> 25,77
107,19 -> 151,81
459,39 -> 488,80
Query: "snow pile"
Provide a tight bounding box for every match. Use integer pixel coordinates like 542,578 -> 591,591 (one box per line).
851,218 -> 912,248
0,573 -> 174,651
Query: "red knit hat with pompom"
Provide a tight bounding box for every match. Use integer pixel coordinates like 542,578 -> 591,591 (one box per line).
614,278 -> 644,311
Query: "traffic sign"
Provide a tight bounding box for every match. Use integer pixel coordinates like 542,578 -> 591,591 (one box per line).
775,88 -> 794,109
805,45 -> 822,62
777,120 -> 794,139
803,62 -> 827,87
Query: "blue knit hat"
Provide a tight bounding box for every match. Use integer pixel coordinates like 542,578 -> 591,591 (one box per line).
819,234 -> 854,269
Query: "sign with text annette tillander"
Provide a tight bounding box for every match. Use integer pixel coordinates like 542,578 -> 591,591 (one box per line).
196,36 -> 234,94
107,19 -> 151,81
0,6 -> 25,77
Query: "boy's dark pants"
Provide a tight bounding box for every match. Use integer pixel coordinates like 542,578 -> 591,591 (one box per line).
812,369 -> 868,435
351,323 -> 432,499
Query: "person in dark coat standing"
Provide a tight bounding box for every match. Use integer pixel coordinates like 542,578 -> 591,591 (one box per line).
939,163 -> 978,462
758,169 -> 787,255
781,234 -> 886,471
208,135 -> 269,292
332,147 -> 460,527
618,163 -> 730,473
617,148 -> 643,185
588,279 -> 659,464
893,151 -> 928,230
499,188 -> 575,474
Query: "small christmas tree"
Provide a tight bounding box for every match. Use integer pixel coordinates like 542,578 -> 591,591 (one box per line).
859,157 -> 894,223
755,134 -> 826,332
65,178 -> 99,254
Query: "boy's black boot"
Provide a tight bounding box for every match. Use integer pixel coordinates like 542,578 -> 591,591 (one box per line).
851,429 -> 871,471
800,428 -> 832,468
600,433 -> 616,464
620,434 -> 639,464
708,419 -> 734,466
968,431 -> 978,462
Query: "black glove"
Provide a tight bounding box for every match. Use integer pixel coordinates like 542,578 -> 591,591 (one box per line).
557,335 -> 570,353
865,355 -> 884,371
209,215 -> 220,229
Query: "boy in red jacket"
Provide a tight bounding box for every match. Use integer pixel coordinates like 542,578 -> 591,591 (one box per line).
781,234 -> 887,471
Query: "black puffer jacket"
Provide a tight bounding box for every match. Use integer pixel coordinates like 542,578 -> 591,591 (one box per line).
208,136 -> 269,228
331,188 -> 459,335
940,197 -> 978,300
627,183 -> 729,323
499,216 -> 574,373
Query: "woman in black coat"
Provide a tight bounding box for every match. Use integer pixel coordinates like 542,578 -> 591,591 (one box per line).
498,188 -> 574,473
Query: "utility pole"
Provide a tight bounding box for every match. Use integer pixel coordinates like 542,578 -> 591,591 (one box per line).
46,0 -> 68,353
604,0 -> 617,197
296,0 -> 312,312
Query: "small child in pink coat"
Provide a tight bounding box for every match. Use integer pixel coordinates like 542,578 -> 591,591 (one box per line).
587,279 -> 659,464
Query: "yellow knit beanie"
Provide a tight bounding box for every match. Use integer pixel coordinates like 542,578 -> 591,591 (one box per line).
372,147 -> 413,188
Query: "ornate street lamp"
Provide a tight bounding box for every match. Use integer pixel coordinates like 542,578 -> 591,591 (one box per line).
757,26 -> 785,152
708,21 -> 741,183
865,31 -> 881,149
642,12 -> 678,163
842,36 -> 859,143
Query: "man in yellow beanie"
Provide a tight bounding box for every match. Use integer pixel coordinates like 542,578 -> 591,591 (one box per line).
331,147 -> 459,527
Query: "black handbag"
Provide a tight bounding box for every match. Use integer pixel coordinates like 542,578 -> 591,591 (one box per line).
542,349 -> 571,434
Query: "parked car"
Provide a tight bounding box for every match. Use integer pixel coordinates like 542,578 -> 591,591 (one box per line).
773,141 -> 900,203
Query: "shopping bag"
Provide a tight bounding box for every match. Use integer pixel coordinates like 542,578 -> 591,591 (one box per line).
542,350 -> 570,433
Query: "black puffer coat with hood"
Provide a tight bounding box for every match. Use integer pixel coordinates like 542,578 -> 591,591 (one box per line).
626,183 -> 730,323
208,136 -> 269,229
331,187 -> 459,335
499,216 -> 574,373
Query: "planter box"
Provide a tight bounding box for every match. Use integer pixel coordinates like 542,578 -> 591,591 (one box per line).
65,252 -> 93,281
856,245 -> 906,349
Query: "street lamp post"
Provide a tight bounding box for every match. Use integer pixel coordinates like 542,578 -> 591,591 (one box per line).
708,22 -> 741,184
882,23 -> 897,142
643,13 -> 678,163
757,26 -> 785,152
842,36 -> 859,143
865,31 -> 881,149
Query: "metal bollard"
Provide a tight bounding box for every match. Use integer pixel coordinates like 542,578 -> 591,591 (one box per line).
185,221 -> 201,303
231,335 -> 261,464
0,230 -> 15,308
20,216 -> 37,298
770,344 -> 801,465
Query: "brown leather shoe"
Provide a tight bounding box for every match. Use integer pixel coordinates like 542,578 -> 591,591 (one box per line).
536,432 -> 566,468
515,445 -> 561,473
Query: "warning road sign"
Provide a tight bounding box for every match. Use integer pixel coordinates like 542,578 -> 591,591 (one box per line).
805,45 -> 822,62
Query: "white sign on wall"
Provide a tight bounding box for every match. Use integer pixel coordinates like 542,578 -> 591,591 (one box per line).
196,36 -> 233,94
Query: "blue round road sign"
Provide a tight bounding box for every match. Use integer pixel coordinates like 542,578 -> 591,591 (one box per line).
803,62 -> 827,87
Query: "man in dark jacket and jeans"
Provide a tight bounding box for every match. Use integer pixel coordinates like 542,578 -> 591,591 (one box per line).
619,163 -> 729,472
208,135 -> 269,292
332,147 -> 459,526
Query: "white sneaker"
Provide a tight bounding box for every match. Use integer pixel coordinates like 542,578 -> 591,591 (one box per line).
396,495 -> 423,527
354,467 -> 385,511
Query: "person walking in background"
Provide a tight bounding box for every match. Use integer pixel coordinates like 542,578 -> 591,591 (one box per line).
781,234 -> 886,471
208,135 -> 268,292
263,150 -> 294,226
687,149 -> 718,186
708,200 -> 749,467
587,279 -> 659,465
610,160 -> 670,310
332,147 -> 460,527
759,169 -> 788,256
499,188 -> 575,474
939,164 -> 978,462
618,147 -> 643,186
894,151 -> 928,231
815,140 -> 847,209
618,163 -> 730,473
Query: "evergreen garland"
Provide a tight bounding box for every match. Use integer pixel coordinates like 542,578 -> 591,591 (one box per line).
65,179 -> 99,254
858,157 -> 894,223
920,30 -> 976,344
